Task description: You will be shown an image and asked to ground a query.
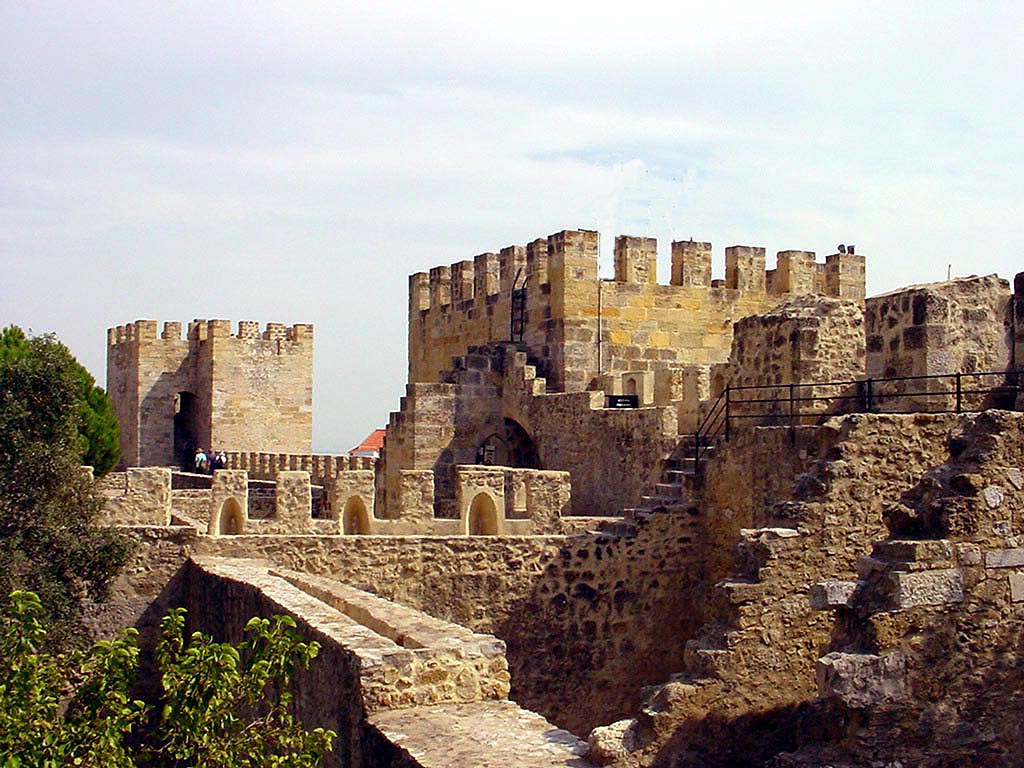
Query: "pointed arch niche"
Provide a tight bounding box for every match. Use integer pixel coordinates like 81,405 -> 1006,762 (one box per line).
342,496 -> 371,535
466,491 -> 500,536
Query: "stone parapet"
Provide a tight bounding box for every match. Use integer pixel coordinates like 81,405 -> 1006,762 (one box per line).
223,451 -> 375,486
97,467 -> 172,526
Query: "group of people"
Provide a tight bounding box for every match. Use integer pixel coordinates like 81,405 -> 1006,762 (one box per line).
193,448 -> 227,474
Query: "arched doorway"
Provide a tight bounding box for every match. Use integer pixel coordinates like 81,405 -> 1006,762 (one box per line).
474,418 -> 539,468
467,492 -> 499,535
342,496 -> 370,535
174,391 -> 199,470
216,497 -> 245,536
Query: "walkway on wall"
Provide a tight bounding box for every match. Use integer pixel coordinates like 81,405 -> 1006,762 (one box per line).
692,368 -> 1020,474
187,558 -> 593,768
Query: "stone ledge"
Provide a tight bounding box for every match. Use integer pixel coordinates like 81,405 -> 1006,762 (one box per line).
809,580 -> 858,610
817,652 -> 906,709
369,700 -> 594,768
872,539 -> 954,565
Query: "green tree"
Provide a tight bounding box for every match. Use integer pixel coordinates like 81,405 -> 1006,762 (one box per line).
153,609 -> 335,767
0,328 -> 132,643
0,590 -> 144,768
0,591 -> 335,768
1,326 -> 121,475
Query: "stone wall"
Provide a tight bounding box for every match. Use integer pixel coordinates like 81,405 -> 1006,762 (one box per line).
409,230 -> 865,394
589,413 -> 974,767
708,296 -> 866,425
87,412 -> 1024,767
106,464 -> 570,538
106,319 -> 313,469
96,467 -> 172,526
382,343 -> 679,518
865,275 -> 1015,412
785,410 -> 1024,768
223,451 -> 375,486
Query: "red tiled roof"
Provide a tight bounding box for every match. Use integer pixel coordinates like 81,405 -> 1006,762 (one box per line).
349,428 -> 386,454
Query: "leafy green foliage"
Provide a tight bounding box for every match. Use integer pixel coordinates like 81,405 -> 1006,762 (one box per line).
0,326 -> 132,643
154,609 -> 335,768
0,590 -> 144,768
1,325 -> 120,475
0,592 -> 336,768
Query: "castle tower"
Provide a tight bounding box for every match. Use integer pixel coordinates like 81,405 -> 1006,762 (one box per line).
106,319 -> 313,469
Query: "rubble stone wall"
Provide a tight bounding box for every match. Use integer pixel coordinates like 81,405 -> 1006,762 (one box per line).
710,296 -> 866,421
866,274 -> 1012,378
792,410 -> 1024,768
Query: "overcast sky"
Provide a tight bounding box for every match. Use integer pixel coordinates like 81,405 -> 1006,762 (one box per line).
3,2 -> 1022,452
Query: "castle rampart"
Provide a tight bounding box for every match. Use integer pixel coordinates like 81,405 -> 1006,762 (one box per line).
107,319 -> 313,469
408,229 -> 866,394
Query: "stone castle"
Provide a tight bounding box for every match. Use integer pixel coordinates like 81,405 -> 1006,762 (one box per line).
96,229 -> 1024,767
107,319 -> 313,468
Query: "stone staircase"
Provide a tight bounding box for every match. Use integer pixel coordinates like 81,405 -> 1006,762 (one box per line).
595,434 -> 719,537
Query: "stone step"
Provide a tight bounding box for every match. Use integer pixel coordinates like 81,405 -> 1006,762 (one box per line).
593,519 -> 638,537
639,495 -> 686,509
665,449 -> 715,473
654,482 -> 686,499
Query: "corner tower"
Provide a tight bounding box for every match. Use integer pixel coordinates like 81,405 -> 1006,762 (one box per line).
106,319 -> 313,468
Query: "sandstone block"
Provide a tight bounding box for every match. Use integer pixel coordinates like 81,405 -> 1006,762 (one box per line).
817,651 -> 906,708
888,568 -> 963,608
985,548 -> 1024,569
1009,573 -> 1024,603
809,580 -> 858,610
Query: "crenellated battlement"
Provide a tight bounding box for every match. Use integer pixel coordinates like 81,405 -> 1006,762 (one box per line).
107,319 -> 313,348
408,229 -> 866,392
410,233 -> 864,314
107,318 -> 314,469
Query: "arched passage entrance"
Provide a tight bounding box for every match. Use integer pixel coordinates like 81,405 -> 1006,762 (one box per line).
342,496 -> 371,535
173,391 -> 199,470
474,418 -> 539,468
466,492 -> 499,535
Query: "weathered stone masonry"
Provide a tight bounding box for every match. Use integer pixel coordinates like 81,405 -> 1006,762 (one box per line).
107,319 -> 313,469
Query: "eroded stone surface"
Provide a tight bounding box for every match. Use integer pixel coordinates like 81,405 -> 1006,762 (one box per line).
817,652 -> 907,708
370,701 -> 594,768
889,568 -> 964,608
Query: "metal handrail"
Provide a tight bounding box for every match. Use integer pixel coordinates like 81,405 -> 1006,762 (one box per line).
690,369 -> 1019,475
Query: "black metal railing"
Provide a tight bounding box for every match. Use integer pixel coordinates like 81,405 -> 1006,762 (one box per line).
692,369 -> 1020,474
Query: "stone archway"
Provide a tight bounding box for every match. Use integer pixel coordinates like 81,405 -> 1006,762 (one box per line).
466,492 -> 499,535
342,496 -> 371,535
173,391 -> 199,470
215,497 -> 245,536
474,418 -> 539,469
